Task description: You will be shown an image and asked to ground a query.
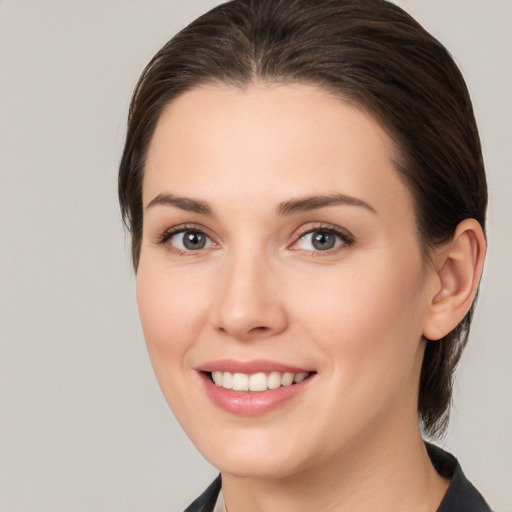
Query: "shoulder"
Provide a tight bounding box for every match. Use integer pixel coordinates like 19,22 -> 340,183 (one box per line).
427,443 -> 493,512
183,475 -> 222,512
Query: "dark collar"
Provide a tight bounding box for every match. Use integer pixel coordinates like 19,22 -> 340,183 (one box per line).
184,474 -> 222,512
426,443 -> 492,512
184,444 -> 492,512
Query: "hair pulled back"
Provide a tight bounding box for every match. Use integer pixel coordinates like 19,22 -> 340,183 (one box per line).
119,0 -> 487,437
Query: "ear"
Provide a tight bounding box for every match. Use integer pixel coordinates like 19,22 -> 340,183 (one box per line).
423,219 -> 486,341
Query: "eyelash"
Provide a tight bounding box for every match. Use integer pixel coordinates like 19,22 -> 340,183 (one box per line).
154,223 -> 354,256
290,224 -> 355,255
155,224 -> 216,256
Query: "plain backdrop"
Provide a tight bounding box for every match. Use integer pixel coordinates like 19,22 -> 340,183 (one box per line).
0,1 -> 510,511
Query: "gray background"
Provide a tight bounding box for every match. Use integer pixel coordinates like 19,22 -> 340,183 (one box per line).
0,1 -> 510,510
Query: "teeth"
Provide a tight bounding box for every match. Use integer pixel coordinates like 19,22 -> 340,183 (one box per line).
212,371 -> 223,386
294,372 -> 309,383
281,372 -> 294,386
209,371 -> 311,392
267,371 -> 282,389
249,372 -> 267,392
221,371 -> 233,389
232,373 -> 249,391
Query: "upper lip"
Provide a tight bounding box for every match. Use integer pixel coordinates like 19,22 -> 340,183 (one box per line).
196,359 -> 313,374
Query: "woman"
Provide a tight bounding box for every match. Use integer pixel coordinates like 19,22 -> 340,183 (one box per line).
119,0 -> 490,510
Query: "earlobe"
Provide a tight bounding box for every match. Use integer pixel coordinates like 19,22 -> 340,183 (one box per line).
423,219 -> 486,341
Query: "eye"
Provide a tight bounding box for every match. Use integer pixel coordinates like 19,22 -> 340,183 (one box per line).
171,230 -> 213,251
292,227 -> 353,253
156,226 -> 216,253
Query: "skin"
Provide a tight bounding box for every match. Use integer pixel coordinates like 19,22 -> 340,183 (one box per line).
135,82 -> 481,512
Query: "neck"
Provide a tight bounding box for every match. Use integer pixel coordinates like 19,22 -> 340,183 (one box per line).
221,416 -> 448,512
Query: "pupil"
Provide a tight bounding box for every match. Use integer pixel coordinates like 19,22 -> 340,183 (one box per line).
312,231 -> 335,250
183,232 -> 206,250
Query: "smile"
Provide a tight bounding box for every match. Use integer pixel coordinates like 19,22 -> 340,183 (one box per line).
198,361 -> 316,415
210,370 -> 310,392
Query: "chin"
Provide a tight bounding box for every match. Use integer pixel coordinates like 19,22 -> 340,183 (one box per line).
192,429 -> 318,479
212,454 -> 304,480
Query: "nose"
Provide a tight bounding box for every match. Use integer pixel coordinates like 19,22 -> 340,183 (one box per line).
211,249 -> 288,341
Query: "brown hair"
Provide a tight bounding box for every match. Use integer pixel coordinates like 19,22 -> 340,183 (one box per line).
119,0 -> 487,437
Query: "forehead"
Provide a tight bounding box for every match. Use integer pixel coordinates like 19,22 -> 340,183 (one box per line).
143,82 -> 412,221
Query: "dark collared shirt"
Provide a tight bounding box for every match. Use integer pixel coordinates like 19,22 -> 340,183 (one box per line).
184,443 -> 492,512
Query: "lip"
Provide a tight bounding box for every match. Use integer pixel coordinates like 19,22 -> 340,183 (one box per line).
196,358 -> 312,374
196,359 -> 316,416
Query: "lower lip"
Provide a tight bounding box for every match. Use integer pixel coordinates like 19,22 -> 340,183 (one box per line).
200,372 -> 313,416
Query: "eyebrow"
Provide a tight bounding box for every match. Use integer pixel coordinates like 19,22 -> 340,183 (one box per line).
145,192 -> 377,217
277,193 -> 377,216
146,193 -> 214,215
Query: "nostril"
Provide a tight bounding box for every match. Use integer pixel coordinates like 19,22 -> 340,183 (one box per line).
251,326 -> 270,332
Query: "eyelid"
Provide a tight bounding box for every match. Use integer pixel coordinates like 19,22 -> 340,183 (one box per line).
153,223 -> 218,253
289,222 -> 355,252
152,221 -> 354,255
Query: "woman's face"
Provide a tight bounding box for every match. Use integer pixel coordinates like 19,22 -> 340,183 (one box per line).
137,83 -> 437,478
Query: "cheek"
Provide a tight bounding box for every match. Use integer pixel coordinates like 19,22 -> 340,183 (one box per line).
290,257 -> 428,449
293,252 -> 428,381
135,261 -> 209,376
